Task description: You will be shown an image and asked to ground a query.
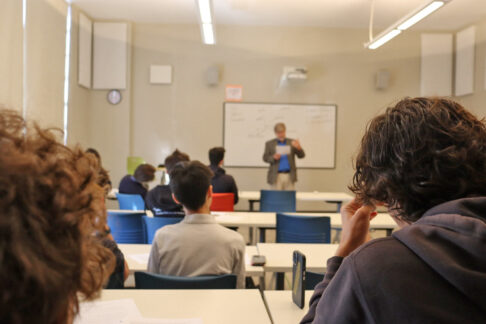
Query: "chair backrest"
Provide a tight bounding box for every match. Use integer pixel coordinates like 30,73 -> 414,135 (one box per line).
116,193 -> 145,210
276,213 -> 331,243
260,190 -> 296,212
107,211 -> 146,244
305,271 -> 324,290
210,193 -> 235,212
143,215 -> 184,244
134,272 -> 237,289
127,156 -> 145,175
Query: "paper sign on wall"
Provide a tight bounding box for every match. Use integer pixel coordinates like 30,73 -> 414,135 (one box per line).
225,85 -> 243,102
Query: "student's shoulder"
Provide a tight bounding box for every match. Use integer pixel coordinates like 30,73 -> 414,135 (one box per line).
218,225 -> 245,246
348,236 -> 413,274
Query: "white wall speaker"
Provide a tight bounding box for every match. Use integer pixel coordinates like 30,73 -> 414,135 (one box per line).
150,65 -> 172,84
375,70 -> 390,90
205,65 -> 220,86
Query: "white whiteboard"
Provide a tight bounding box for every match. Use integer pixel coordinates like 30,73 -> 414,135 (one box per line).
93,22 -> 127,89
455,26 -> 475,96
223,102 -> 336,168
420,33 -> 452,97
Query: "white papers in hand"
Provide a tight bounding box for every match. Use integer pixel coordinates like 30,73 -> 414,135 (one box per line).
129,253 -> 150,264
74,299 -> 142,324
276,145 -> 291,155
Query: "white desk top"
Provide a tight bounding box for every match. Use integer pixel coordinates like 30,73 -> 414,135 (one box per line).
239,191 -> 353,202
213,211 -> 396,230
264,291 -> 312,324
257,243 -> 338,273
100,289 -> 271,324
119,244 -> 264,277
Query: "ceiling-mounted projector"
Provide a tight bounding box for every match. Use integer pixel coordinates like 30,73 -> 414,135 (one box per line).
281,66 -> 308,81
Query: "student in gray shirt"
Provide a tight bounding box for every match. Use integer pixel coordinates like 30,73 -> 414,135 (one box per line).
147,161 -> 246,288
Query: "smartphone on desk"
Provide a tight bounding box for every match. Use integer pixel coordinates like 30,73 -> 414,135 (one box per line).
292,250 -> 306,309
251,255 -> 266,266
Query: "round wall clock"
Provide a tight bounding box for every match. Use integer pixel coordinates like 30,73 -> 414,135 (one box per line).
107,89 -> 122,105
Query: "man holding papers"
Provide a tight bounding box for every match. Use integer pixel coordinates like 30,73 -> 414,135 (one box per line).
263,122 -> 305,190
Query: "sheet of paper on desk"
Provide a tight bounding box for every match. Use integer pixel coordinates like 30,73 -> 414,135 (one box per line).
74,299 -> 142,324
131,318 -> 203,324
129,253 -> 150,264
276,145 -> 291,155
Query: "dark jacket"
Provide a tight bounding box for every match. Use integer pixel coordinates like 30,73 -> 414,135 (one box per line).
301,197 -> 486,324
145,185 -> 184,216
209,165 -> 239,204
262,138 -> 305,185
118,175 -> 148,199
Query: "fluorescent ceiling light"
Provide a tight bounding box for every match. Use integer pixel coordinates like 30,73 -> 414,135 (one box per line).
202,23 -> 215,45
368,29 -> 401,50
397,1 -> 444,30
365,0 -> 451,49
197,0 -> 212,24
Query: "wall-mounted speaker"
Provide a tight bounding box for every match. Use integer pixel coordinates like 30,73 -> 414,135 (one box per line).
375,70 -> 390,90
206,65 -> 220,86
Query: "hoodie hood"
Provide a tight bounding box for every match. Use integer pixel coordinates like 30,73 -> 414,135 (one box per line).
393,197 -> 486,313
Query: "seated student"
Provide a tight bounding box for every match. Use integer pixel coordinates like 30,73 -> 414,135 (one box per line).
118,163 -> 156,199
145,149 -> 189,216
301,97 -> 486,323
0,110 -> 114,323
147,161 -> 246,288
208,147 -> 239,204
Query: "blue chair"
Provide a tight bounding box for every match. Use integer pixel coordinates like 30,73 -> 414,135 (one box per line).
107,211 -> 146,243
116,193 -> 145,210
134,272 -> 237,289
276,213 -> 331,243
260,190 -> 296,212
143,215 -> 184,244
305,271 -> 325,290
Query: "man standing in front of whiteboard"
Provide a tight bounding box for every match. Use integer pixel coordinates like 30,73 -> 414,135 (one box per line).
263,122 -> 305,190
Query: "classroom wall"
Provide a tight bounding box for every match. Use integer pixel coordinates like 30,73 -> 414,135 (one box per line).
115,24 -> 420,209
0,0 -> 23,111
86,23 -> 133,187
67,5 -> 91,148
454,18 -> 486,117
24,0 -> 67,129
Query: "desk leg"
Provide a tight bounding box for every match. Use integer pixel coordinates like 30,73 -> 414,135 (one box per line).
276,272 -> 285,290
386,228 -> 393,236
259,228 -> 266,242
249,199 -> 260,211
336,202 -> 342,212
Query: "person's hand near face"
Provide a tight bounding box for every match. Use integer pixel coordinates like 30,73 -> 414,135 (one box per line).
291,139 -> 302,151
335,198 -> 377,258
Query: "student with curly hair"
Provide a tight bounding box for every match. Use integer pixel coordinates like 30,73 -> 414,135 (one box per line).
302,98 -> 486,323
0,110 -> 115,324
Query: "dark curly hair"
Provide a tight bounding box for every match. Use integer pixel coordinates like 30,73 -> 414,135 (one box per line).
164,149 -> 190,175
0,110 -> 115,324
350,97 -> 486,223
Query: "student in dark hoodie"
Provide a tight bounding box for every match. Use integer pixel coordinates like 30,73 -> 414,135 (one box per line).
301,97 -> 486,324
208,147 -> 239,204
145,149 -> 190,216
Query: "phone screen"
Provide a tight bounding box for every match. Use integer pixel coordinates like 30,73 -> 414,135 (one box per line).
292,250 -> 306,309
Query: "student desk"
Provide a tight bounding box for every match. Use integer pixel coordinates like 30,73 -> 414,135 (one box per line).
257,243 -> 338,290
118,244 -> 264,288
213,212 -> 396,244
239,191 -> 353,212
100,289 -> 271,324
264,291 -> 313,324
